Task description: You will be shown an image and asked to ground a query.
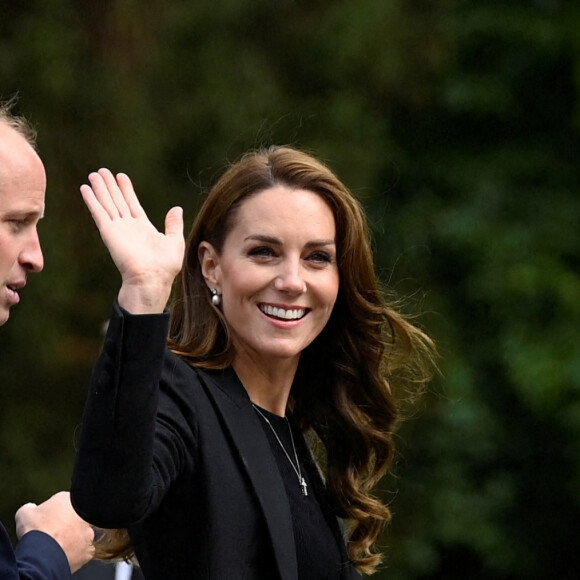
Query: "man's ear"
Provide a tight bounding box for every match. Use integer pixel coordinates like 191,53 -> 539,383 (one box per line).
198,241 -> 221,290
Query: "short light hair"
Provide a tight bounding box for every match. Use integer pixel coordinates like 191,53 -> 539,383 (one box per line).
0,95 -> 38,149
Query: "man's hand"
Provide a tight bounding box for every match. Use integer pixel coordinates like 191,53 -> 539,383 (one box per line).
15,491 -> 95,573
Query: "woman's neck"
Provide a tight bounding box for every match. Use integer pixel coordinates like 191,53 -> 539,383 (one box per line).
232,355 -> 298,417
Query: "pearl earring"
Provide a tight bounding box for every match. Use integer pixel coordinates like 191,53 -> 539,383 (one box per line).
211,288 -> 221,306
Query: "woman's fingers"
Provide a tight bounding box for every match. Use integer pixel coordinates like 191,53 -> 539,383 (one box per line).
80,169 -> 185,277
90,169 -> 131,219
116,172 -> 146,219
80,181 -> 112,229
80,169 -> 185,313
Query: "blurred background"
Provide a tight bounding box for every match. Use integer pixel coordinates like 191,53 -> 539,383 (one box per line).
1,0 -> 579,578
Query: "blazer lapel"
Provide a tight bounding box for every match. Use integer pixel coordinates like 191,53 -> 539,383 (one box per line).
197,367 -> 299,580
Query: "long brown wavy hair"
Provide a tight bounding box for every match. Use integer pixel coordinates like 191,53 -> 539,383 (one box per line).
95,146 -> 436,575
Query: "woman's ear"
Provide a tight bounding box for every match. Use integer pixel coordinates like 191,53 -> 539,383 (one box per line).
198,241 -> 221,290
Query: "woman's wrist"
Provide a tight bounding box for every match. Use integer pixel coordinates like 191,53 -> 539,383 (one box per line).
117,282 -> 172,314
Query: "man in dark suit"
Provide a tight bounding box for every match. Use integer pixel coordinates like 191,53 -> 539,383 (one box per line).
0,99 -> 95,578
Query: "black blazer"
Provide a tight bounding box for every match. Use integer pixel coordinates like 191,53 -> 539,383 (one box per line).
71,304 -> 360,580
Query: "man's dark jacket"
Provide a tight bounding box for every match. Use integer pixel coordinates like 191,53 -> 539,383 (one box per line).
1,521 -> 70,580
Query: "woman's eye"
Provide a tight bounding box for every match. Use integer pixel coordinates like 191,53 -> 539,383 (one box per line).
248,246 -> 276,258
309,251 -> 333,264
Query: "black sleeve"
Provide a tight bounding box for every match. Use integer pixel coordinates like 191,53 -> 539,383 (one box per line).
70,302 -> 192,528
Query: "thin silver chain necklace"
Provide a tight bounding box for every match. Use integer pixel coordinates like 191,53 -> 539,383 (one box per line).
252,403 -> 308,497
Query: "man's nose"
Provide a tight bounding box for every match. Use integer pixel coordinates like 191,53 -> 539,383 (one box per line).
19,229 -> 44,273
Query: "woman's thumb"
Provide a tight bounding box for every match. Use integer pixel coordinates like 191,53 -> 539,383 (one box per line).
165,206 -> 184,237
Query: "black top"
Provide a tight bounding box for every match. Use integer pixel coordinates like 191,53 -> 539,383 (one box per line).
254,406 -> 343,579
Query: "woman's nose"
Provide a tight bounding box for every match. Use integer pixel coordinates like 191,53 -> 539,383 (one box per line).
274,259 -> 306,294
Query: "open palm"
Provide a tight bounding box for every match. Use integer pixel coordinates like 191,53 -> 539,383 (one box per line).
81,168 -> 185,313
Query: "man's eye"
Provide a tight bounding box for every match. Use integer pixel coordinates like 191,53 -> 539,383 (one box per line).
9,219 -> 27,230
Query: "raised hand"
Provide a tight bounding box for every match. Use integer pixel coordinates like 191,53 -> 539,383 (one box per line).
80,169 -> 185,313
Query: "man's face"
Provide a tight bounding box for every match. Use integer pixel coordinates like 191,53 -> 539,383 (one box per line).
0,123 -> 46,325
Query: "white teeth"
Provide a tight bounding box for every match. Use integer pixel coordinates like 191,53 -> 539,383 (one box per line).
260,304 -> 306,320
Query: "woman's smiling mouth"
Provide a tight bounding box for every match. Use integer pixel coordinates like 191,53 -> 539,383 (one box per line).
259,304 -> 308,321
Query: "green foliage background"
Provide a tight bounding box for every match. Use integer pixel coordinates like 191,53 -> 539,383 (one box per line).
1,1 -> 579,578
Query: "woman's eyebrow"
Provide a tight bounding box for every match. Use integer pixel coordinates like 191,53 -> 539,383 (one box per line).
304,239 -> 336,248
243,234 -> 335,247
244,234 -> 280,244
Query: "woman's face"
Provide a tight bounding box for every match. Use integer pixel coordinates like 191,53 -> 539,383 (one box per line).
201,185 -> 339,371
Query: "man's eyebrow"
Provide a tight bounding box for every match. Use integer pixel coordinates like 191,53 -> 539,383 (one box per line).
3,208 -> 45,220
